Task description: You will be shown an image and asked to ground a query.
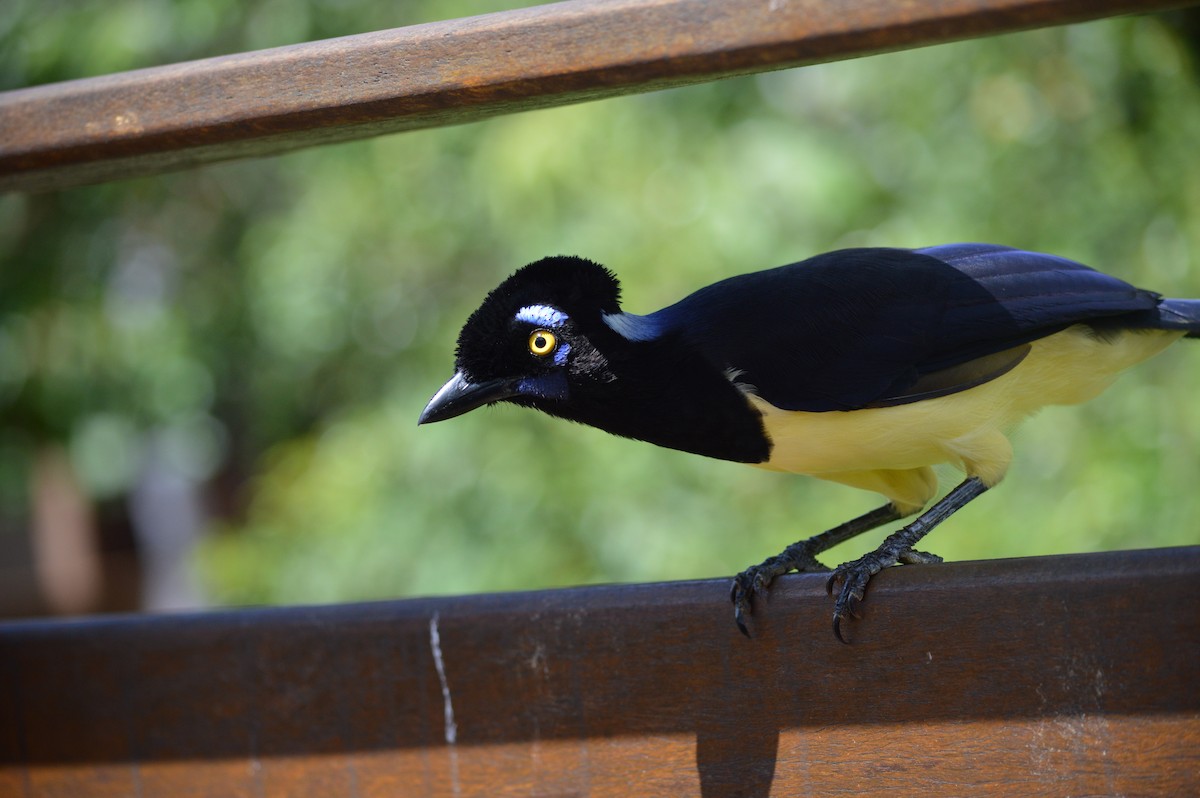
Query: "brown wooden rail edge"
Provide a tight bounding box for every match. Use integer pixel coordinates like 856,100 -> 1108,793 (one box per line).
0,0 -> 1191,194
1,546 -> 1197,796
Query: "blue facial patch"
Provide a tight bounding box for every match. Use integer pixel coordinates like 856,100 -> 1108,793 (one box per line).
518,370 -> 569,401
516,304 -> 568,328
553,341 -> 571,366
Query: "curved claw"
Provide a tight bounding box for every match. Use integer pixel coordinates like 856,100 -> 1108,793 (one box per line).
827,556 -> 881,642
730,573 -> 756,637
731,537 -> 841,637
734,607 -> 751,638
827,544 -> 942,642
824,572 -> 840,596
832,587 -> 865,644
833,614 -> 848,645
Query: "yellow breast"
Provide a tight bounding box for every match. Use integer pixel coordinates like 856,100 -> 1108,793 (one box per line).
744,325 -> 1183,510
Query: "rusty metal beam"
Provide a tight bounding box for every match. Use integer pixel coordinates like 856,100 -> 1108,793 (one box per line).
0,0 -> 1190,193
1,547 -> 1198,796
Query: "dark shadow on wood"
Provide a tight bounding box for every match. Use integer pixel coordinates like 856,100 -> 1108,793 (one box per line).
696,704 -> 779,797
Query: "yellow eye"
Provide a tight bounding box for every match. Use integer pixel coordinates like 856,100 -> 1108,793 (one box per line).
528,329 -> 557,356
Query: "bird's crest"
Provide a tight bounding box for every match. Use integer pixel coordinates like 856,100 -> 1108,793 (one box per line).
454,256 -> 622,379
480,256 -> 622,318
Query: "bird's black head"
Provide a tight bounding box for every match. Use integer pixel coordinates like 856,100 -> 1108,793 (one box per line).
418,255 -> 771,464
418,256 -> 626,424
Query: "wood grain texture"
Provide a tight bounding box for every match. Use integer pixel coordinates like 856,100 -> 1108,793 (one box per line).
0,0 -> 1189,193
1,547 -> 1197,796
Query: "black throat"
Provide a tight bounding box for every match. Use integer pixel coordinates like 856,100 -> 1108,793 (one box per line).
528,333 -> 772,464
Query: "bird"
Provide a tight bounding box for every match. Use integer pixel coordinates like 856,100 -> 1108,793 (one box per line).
418,244 -> 1200,641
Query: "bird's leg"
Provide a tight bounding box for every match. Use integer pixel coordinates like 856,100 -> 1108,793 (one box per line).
826,476 -> 989,643
731,503 -> 904,636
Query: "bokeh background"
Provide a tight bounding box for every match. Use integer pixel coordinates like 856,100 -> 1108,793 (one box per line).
1,2 -> 1198,618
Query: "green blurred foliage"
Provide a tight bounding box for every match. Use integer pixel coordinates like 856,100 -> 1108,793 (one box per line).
1,3 -> 1198,608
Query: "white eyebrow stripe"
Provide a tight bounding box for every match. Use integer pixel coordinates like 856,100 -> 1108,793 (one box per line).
603,311 -> 663,342
516,304 -> 569,327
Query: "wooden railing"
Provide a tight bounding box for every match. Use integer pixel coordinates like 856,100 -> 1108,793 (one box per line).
0,0 -> 1188,193
2,548 -> 1198,796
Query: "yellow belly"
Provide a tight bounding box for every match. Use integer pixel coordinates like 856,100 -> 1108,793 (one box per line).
746,326 -> 1184,511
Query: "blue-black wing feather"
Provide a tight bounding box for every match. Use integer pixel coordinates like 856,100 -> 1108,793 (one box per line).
653,245 -> 1177,411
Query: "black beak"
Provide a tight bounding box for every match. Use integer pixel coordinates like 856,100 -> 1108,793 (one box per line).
418,371 -> 521,425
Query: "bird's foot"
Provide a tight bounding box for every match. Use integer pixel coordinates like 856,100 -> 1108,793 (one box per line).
825,546 -> 942,644
731,539 -> 831,637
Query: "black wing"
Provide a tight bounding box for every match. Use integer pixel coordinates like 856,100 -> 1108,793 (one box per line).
658,245 -> 1163,411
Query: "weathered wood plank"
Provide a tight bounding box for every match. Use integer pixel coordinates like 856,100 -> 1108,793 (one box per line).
1,547 -> 1197,796
0,0 -> 1188,193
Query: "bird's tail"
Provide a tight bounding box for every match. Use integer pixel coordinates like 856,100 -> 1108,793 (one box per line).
1154,299 -> 1200,338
